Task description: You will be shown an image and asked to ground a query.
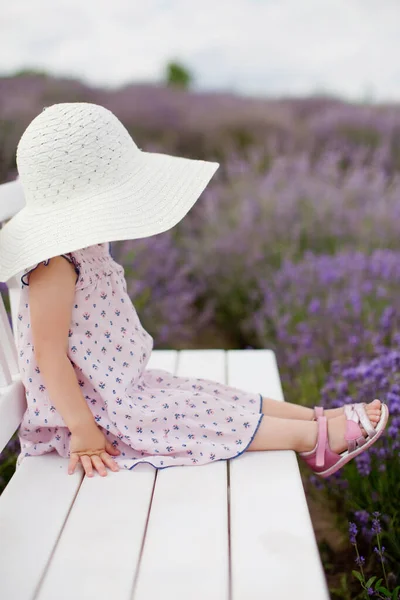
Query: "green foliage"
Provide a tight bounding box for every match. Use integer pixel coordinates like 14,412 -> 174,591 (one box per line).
12,68 -> 49,78
165,61 -> 193,89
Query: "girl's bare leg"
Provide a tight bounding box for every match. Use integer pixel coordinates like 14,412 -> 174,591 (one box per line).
248,402 -> 382,453
261,397 -> 314,421
261,396 -> 382,422
248,415 -> 317,452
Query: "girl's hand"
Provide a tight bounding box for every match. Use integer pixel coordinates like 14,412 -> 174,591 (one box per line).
68,422 -> 121,477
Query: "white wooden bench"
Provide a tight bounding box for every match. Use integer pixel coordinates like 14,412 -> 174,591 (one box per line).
0,181 -> 329,600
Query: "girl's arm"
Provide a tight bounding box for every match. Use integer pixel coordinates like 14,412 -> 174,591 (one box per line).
28,257 -> 96,432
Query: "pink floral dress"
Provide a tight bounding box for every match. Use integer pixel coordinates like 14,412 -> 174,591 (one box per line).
15,243 -> 264,470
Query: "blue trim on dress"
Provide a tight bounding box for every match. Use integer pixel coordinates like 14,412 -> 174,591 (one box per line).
127,392 -> 264,472
21,254 -> 80,287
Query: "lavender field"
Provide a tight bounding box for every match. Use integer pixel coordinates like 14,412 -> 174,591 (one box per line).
1,74 -> 400,597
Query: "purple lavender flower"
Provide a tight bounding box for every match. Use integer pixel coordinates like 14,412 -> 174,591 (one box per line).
372,514 -> 382,535
355,452 -> 371,477
354,510 -> 370,525
355,555 -> 365,566
349,521 -> 358,544
374,545 -> 386,560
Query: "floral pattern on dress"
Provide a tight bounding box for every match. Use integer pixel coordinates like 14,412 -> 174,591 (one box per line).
15,242 -> 264,470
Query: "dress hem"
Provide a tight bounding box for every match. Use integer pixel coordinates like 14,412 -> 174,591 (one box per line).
127,392 -> 265,471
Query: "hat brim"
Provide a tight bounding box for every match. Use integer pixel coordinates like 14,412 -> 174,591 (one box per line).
0,151 -> 219,283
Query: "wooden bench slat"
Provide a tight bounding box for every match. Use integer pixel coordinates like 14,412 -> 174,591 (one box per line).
0,379 -> 26,453
135,461 -> 229,600
145,348 -> 178,372
227,348 -> 284,399
37,468 -> 156,600
230,451 -> 330,600
0,287 -> 28,452
0,454 -> 84,600
0,292 -> 19,383
175,348 -> 227,381
0,343 -> 12,388
133,350 -> 229,600
227,350 -> 329,600
6,277 -> 26,350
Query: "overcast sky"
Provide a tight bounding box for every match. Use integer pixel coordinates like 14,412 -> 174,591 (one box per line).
1,0 -> 399,101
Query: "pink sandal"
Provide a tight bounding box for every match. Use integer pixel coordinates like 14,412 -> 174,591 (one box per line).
300,402 -> 389,478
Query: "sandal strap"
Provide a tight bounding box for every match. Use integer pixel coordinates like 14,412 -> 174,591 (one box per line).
354,403 -> 377,438
347,433 -> 367,453
314,406 -> 324,420
344,404 -> 358,439
344,404 -> 357,421
316,416 -> 328,467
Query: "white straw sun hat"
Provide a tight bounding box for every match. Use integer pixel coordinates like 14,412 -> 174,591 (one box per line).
0,102 -> 219,282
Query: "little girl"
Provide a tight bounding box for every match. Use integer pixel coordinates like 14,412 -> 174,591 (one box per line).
0,102 -> 388,478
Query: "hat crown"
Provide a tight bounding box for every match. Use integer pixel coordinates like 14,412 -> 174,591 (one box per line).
16,102 -> 140,210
